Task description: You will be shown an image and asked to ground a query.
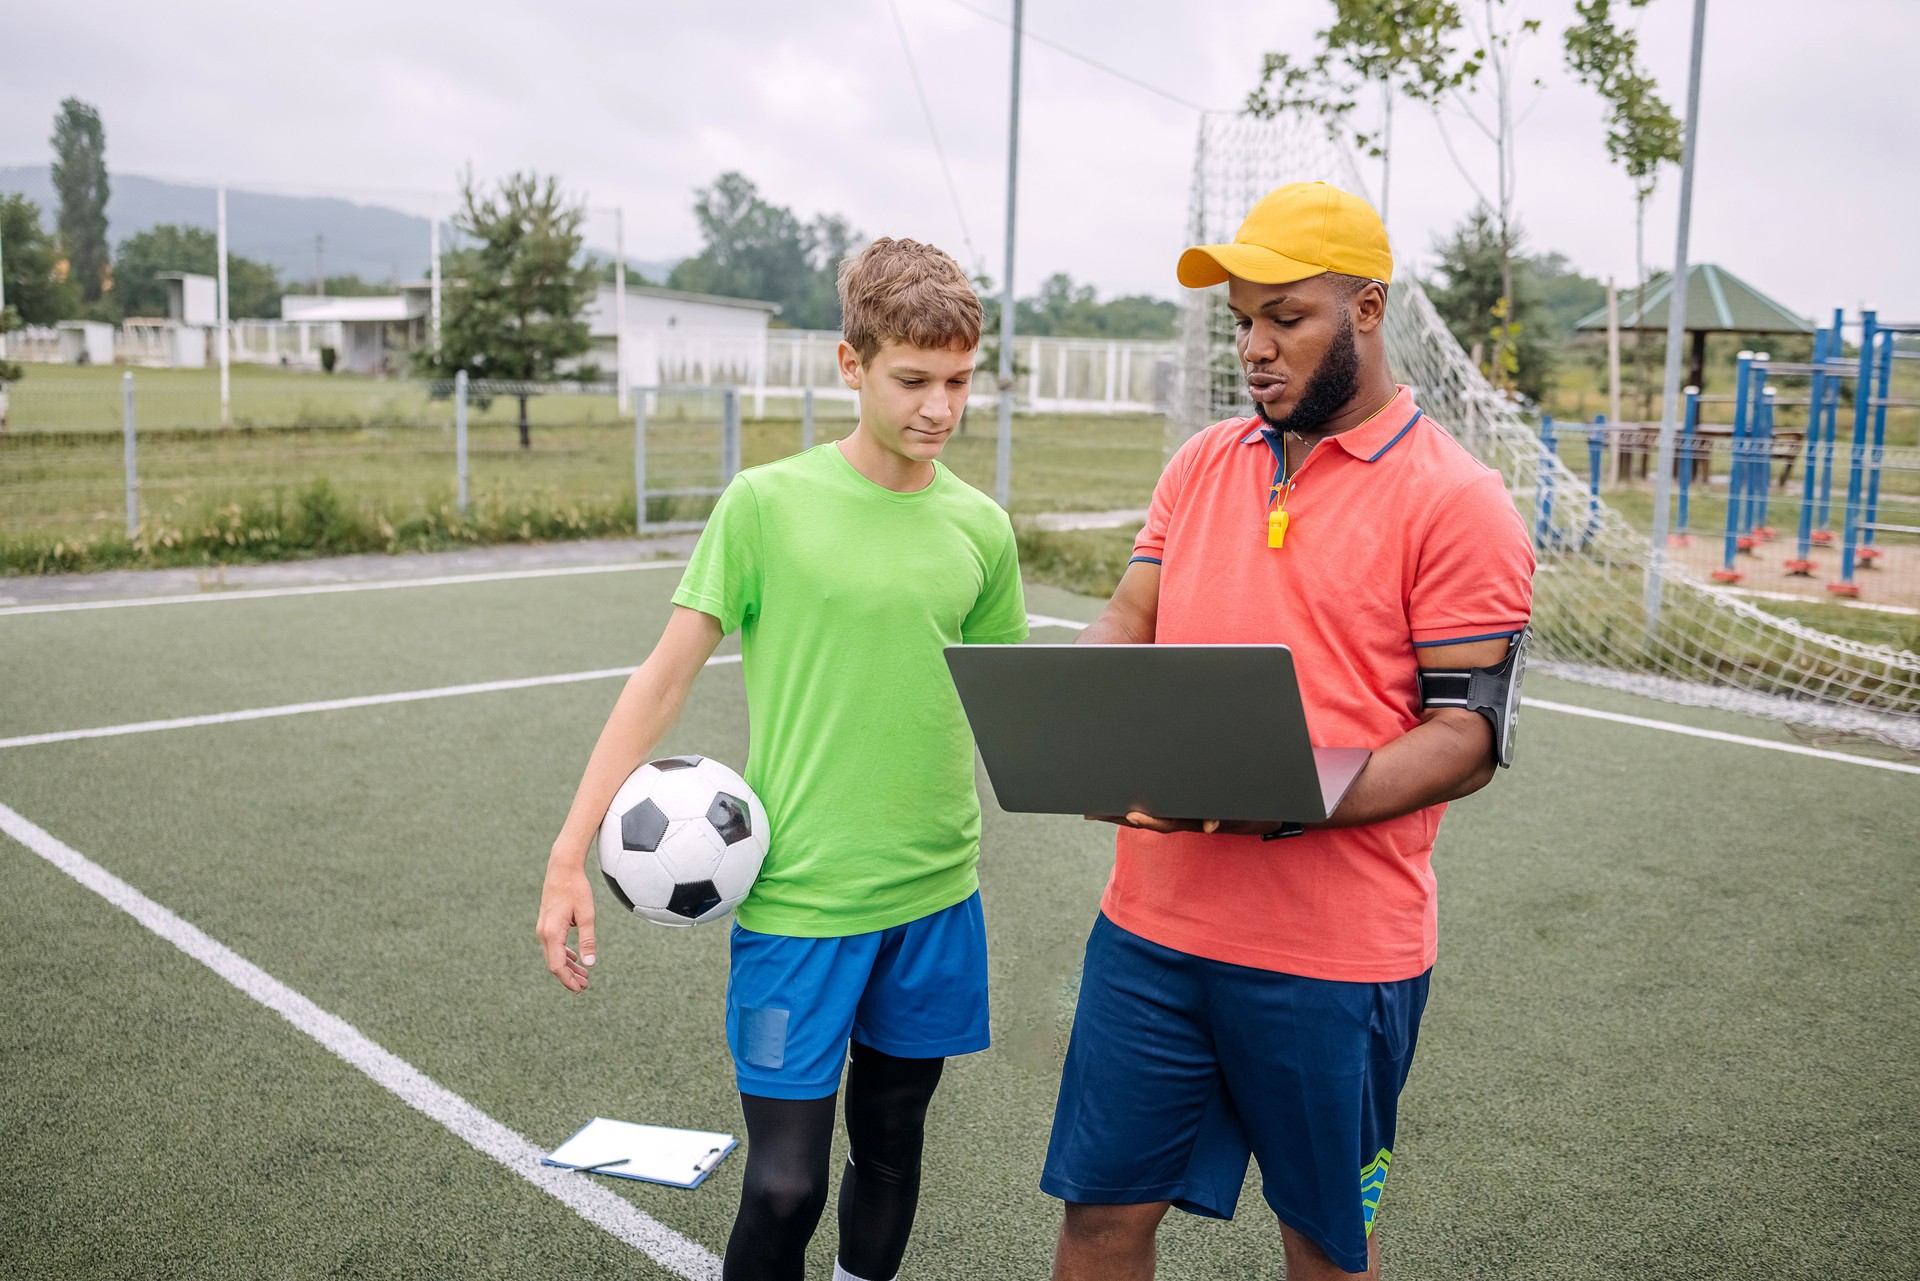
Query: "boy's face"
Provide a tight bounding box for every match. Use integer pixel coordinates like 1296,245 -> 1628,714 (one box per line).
838,339 -> 976,463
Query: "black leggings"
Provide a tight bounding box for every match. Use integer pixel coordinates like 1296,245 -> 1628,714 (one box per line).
722,1042 -> 945,1281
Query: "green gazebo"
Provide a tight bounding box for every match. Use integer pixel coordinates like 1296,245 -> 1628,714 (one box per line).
1574,263 -> 1814,392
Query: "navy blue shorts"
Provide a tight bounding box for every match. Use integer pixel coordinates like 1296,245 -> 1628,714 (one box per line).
725,891 -> 990,1100
1041,914 -> 1430,1274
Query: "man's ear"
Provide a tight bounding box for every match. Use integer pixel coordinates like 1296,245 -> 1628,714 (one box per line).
1352,281 -> 1389,334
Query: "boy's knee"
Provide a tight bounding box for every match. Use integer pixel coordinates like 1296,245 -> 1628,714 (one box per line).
745,1165 -> 830,1230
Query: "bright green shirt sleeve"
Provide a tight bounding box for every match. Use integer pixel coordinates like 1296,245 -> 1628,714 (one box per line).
961,520 -> 1029,644
671,476 -> 763,634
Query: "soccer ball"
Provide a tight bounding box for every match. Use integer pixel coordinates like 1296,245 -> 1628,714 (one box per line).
597,755 -> 770,927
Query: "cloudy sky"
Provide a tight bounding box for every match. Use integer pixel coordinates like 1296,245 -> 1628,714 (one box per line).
4,0 -> 1916,320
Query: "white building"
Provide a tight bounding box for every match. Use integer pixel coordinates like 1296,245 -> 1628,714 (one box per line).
281,293 -> 429,374
581,283 -> 780,390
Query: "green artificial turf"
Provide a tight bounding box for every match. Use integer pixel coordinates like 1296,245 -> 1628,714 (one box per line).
2,568 -> 1916,1279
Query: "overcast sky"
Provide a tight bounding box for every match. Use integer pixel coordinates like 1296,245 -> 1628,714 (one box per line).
4,0 -> 1916,321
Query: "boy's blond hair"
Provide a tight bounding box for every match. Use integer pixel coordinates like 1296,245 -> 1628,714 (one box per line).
837,237 -> 983,364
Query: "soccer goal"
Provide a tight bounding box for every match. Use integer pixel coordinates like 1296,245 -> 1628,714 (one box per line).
1178,113 -> 1920,749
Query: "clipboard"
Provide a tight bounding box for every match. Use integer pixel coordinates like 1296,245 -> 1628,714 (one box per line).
542,1117 -> 738,1189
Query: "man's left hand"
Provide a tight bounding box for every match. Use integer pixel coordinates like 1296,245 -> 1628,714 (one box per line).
1086,813 -> 1282,837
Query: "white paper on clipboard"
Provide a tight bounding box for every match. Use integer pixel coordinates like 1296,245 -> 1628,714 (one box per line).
543,1117 -> 737,1189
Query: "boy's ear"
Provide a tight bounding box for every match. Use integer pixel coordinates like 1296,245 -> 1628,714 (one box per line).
837,340 -> 865,391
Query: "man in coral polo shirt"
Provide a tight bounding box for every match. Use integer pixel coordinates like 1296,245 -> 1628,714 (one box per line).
1041,182 -> 1536,1280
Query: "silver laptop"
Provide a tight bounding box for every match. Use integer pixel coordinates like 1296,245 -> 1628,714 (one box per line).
944,644 -> 1370,825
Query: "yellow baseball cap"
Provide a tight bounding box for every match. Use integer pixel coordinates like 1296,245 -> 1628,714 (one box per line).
1177,181 -> 1393,289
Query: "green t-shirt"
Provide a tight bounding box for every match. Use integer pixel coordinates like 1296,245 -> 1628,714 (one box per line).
671,443 -> 1029,937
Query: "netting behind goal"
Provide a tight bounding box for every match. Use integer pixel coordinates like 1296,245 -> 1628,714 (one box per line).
1179,113 -> 1920,750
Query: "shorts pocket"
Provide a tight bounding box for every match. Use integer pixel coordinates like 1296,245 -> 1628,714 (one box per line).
740,1006 -> 790,1070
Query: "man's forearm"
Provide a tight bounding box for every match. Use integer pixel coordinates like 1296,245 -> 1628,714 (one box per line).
1315,710 -> 1495,830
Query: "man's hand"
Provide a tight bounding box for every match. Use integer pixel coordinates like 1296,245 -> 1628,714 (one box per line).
537,855 -> 598,993
1087,813 -> 1277,837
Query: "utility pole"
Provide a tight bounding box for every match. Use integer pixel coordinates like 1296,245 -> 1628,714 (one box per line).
1645,0 -> 1709,632
315,233 -> 325,295
429,217 -> 442,357
995,0 -> 1023,509
614,207 -> 628,414
217,183 -> 231,425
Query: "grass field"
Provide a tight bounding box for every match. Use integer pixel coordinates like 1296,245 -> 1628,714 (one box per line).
3,559 -> 1917,1279
0,366 -> 1166,572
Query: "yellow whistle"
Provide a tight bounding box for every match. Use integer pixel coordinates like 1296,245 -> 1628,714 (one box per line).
1268,508 -> 1289,549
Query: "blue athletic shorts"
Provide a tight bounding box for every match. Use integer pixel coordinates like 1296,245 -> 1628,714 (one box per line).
725,891 -> 990,1100
1041,913 -> 1430,1274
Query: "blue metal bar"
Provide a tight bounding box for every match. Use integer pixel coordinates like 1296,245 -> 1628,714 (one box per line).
1721,351 -> 1753,573
1587,416 -> 1604,544
1815,307 -> 1844,530
1677,386 -> 1699,537
1862,328 -> 1896,548
1750,373 -> 1775,534
1836,311 -> 1877,588
1534,415 -> 1556,550
1794,329 -> 1827,560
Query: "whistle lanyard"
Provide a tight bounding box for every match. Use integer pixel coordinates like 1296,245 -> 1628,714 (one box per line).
1263,431 -> 1300,549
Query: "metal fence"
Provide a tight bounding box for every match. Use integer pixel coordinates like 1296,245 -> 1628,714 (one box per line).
0,367 -> 1169,565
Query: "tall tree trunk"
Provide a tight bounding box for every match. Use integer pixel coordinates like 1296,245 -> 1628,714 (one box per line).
1490,1 -> 1517,393
1635,196 -> 1653,426
517,395 -> 531,450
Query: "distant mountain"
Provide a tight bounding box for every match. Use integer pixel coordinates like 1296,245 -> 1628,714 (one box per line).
0,166 -> 680,288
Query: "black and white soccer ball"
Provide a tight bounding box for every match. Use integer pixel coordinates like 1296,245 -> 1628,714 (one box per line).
596,756 -> 770,927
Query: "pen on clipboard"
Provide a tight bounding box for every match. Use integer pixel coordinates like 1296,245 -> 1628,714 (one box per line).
569,1158 -> 632,1176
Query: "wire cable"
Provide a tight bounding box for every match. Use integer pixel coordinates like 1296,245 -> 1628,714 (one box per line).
940,0 -> 1221,114
887,0 -> 985,275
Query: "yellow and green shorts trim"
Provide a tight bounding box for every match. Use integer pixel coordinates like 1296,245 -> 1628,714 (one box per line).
1360,1148 -> 1392,1236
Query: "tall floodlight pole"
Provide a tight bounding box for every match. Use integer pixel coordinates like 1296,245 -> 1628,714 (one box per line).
429,215 -> 442,357
0,213 -> 9,364
217,183 -> 231,425
994,0 -> 1024,509
614,207 -> 629,415
1645,0 -> 1708,634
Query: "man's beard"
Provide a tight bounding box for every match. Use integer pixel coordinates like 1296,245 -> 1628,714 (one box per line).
1254,311 -> 1360,437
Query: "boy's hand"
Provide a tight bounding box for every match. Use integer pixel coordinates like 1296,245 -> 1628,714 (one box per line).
537,859 -> 598,993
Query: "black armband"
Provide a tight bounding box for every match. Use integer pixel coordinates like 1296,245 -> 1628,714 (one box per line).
1416,624 -> 1531,769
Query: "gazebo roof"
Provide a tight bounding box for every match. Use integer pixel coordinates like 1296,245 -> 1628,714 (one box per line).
1573,263 -> 1813,335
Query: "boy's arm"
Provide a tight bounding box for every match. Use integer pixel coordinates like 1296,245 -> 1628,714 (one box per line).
536,605 -> 724,992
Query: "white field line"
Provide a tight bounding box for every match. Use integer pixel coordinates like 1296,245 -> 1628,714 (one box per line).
1022,613 -> 1920,776
0,800 -> 720,1279
0,560 -> 690,618
0,656 -> 742,751
8,603 -> 1911,776
1522,698 -> 1920,776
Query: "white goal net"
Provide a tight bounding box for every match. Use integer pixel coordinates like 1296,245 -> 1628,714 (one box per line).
1179,113 -> 1920,751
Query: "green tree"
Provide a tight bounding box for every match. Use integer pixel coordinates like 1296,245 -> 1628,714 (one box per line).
111,225 -> 281,320
1015,274 -> 1177,340
1246,2 -> 1472,225
667,173 -> 864,330
1247,2 -> 1548,392
51,98 -> 111,304
2,194 -> 81,325
418,171 -> 598,449
1565,0 -> 1682,419
1426,209 -> 1554,403
1527,250 -> 1607,339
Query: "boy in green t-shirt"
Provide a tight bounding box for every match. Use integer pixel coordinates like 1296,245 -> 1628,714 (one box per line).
537,237 -> 1027,1281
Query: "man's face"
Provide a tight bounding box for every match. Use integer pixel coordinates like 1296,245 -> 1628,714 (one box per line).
1227,273 -> 1363,436
839,339 -> 976,463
